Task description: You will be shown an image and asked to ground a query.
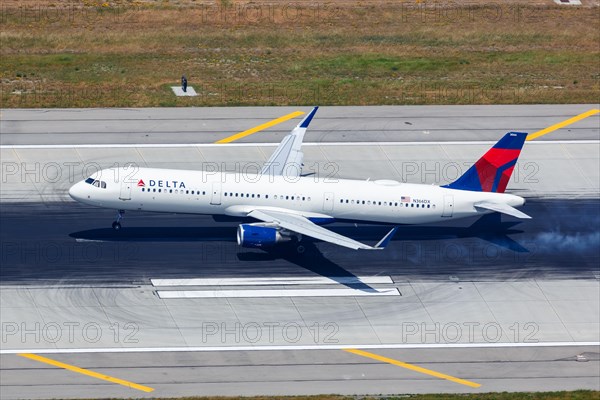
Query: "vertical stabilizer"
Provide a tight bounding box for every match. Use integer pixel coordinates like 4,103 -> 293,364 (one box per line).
444,132 -> 527,193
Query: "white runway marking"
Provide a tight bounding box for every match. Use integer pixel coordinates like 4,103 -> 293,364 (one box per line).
2,341 -> 598,355
151,276 -> 393,286
1,140 -> 597,149
157,288 -> 400,299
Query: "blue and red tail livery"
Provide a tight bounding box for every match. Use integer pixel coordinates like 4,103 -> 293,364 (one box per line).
444,132 -> 528,193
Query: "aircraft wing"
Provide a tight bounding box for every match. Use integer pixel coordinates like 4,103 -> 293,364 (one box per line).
260,107 -> 319,178
474,201 -> 531,219
248,209 -> 398,250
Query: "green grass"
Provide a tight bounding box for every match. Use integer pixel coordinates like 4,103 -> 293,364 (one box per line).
297,54 -> 462,76
1,1 -> 598,108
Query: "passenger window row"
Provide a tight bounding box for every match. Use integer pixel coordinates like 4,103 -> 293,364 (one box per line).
141,188 -> 206,195
225,192 -> 312,201
339,199 -> 433,209
139,188 -> 313,202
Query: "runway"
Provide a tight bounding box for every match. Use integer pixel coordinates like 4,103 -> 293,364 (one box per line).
1,105 -> 599,398
1,346 -> 599,398
2,104 -> 599,145
1,200 -> 599,283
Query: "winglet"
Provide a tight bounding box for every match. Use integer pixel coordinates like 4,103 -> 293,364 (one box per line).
375,227 -> 398,249
260,106 -> 318,178
298,106 -> 319,128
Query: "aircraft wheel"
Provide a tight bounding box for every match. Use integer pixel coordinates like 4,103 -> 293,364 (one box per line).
112,221 -> 121,231
296,245 -> 305,254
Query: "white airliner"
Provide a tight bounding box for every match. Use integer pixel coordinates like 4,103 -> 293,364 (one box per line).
69,107 -> 530,250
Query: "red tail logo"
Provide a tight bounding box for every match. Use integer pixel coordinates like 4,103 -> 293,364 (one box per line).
443,132 -> 527,193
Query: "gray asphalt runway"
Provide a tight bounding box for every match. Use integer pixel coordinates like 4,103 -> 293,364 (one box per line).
1,105 -> 599,399
1,200 -> 599,283
2,104 -> 599,145
1,346 -> 599,399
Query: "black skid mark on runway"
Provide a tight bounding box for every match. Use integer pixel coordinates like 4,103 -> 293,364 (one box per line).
2,200 -> 600,283
69,226 -> 238,242
68,214 -> 528,254
448,213 -> 529,253
284,214 -> 529,253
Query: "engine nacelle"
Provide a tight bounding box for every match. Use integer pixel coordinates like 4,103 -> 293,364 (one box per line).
236,224 -> 292,248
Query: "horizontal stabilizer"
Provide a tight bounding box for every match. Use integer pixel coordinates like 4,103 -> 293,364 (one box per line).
475,202 -> 531,219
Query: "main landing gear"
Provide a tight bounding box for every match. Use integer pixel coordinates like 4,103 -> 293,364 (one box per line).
112,210 -> 125,230
290,234 -> 305,254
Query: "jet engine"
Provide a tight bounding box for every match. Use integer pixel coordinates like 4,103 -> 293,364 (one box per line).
236,223 -> 295,248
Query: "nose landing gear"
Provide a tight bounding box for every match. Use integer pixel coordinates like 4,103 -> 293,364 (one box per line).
112,210 -> 125,230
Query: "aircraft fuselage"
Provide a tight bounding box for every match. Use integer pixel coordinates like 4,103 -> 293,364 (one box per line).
69,167 -> 525,225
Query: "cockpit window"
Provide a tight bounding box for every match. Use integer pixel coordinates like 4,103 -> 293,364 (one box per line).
85,178 -> 107,189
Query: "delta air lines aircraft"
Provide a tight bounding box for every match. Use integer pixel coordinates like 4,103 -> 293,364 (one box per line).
69,107 -> 530,250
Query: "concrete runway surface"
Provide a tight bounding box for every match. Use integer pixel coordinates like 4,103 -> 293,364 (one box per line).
1,104 -> 599,145
0,105 -> 598,398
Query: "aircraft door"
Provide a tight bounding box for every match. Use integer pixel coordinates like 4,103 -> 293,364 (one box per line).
210,181 -> 222,205
323,192 -> 334,212
119,180 -> 132,200
442,194 -> 454,217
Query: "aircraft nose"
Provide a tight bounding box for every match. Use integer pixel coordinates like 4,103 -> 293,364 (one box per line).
68,182 -> 85,201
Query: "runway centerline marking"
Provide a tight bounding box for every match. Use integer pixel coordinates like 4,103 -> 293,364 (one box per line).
215,111 -> 304,144
343,348 -> 481,388
526,109 -> 600,141
17,353 -> 154,393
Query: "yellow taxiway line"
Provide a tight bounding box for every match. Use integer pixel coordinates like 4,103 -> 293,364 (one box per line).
215,108 -> 599,144
18,353 -> 154,393
526,108 -> 599,141
215,111 -> 305,144
344,348 -> 481,388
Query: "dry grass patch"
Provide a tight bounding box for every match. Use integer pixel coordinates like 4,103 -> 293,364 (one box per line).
1,0 -> 599,107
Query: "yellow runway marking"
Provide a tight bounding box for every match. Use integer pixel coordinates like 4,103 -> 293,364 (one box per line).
526,109 -> 600,141
215,111 -> 305,144
18,353 -> 154,393
344,348 -> 481,388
